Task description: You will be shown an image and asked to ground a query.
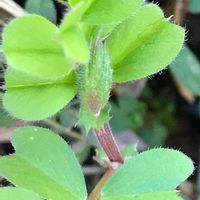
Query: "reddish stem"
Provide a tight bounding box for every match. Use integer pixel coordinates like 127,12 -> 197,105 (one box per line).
95,123 -> 124,165
87,123 -> 123,200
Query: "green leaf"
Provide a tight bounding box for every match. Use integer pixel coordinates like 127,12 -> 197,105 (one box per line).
188,0 -> 200,14
3,68 -> 77,121
25,0 -> 57,22
0,126 -> 87,200
102,192 -> 183,200
82,0 -> 143,25
106,4 -> 185,82
3,15 -> 73,79
59,25 -> 90,62
59,2 -> 91,63
61,0 -> 142,27
102,148 -> 194,197
69,0 -> 82,7
60,1 -> 93,31
0,187 -> 41,200
170,45 -> 200,96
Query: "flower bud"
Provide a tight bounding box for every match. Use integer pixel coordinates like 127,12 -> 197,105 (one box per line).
78,42 -> 113,117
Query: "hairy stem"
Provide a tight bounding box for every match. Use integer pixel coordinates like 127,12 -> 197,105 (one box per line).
95,123 -> 124,164
88,123 -> 124,199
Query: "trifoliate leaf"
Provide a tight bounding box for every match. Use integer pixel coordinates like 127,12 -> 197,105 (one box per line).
3,68 -> 77,121
0,126 -> 87,200
107,4 -> 185,82
3,15 -> 73,79
102,148 -> 194,197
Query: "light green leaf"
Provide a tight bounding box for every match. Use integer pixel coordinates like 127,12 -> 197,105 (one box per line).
69,0 -> 82,7
3,15 -> 73,79
3,68 -> 77,121
170,45 -> 200,96
59,25 -> 90,62
102,192 -> 183,200
60,2 -> 92,31
0,126 -> 87,200
102,148 -> 194,197
59,2 -> 91,63
0,187 -> 41,200
25,0 -> 57,22
188,0 -> 200,14
106,4 -> 185,82
82,0 -> 143,25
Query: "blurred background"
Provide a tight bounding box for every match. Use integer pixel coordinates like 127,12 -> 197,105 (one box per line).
0,0 -> 200,199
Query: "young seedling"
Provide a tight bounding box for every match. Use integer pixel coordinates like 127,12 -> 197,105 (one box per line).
0,0 -> 194,200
